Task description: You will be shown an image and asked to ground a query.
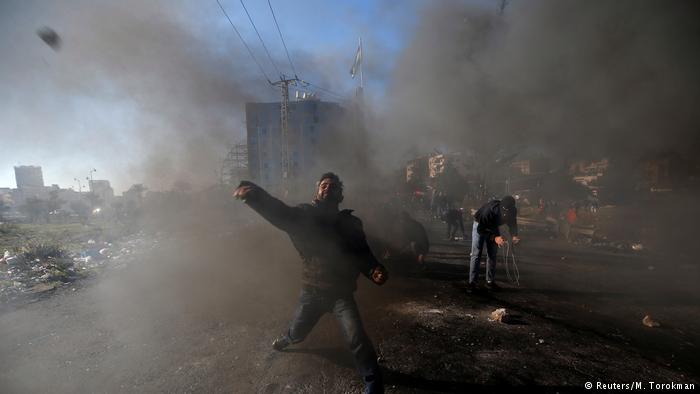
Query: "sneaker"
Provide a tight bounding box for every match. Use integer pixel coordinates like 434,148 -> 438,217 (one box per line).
466,282 -> 478,293
272,336 -> 290,351
364,373 -> 384,394
485,281 -> 501,291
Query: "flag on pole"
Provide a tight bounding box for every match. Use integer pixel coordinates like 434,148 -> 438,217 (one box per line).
350,38 -> 362,79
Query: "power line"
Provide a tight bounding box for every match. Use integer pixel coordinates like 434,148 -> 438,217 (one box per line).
239,0 -> 283,79
216,0 -> 272,84
267,0 -> 297,78
302,80 -> 346,100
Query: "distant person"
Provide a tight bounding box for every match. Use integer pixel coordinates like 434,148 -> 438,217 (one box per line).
467,196 -> 520,292
567,206 -> 577,226
400,211 -> 430,264
233,173 -> 387,394
562,205 -> 577,242
444,207 -> 465,240
537,198 -> 547,217
379,211 -> 430,273
589,191 -> 600,214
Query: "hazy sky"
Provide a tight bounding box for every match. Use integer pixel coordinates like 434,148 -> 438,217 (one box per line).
0,0 -> 425,193
3,1 -> 697,194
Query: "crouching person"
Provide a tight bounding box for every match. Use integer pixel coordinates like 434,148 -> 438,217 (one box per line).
467,195 -> 520,292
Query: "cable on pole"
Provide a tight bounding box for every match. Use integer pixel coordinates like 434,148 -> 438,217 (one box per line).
216,0 -> 272,84
300,80 -> 346,100
267,0 -> 298,79
239,0 -> 283,79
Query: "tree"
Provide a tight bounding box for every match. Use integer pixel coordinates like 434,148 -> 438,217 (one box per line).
85,192 -> 103,210
47,190 -> 65,223
0,198 -> 10,221
111,200 -> 125,223
20,197 -> 48,223
69,200 -> 90,224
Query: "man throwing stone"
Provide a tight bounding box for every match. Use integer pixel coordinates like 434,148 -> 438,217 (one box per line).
233,173 -> 387,394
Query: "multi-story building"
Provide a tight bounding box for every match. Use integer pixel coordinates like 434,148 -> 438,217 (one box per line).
14,165 -> 44,189
88,180 -> 114,206
246,98 -> 345,193
12,166 -> 48,206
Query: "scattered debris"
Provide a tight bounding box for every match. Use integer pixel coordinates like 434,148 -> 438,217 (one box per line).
642,315 -> 661,328
1,232 -> 157,304
6,255 -> 21,265
489,308 -> 510,323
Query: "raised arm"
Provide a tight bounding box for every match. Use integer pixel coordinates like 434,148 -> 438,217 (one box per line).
233,181 -> 302,233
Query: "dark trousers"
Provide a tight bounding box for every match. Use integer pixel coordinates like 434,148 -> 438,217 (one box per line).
284,287 -> 381,383
447,219 -> 464,239
469,221 -> 498,283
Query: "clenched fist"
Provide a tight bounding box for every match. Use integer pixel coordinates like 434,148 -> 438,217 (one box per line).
233,185 -> 254,200
371,265 -> 389,286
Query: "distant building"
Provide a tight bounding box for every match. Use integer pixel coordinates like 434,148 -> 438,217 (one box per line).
640,152 -> 688,191
122,184 -> 146,206
570,158 -> 609,188
11,166 -> 49,206
14,165 -> 44,189
221,143 -> 249,186
246,99 -> 345,192
406,156 -> 429,185
511,158 -> 550,176
89,180 -> 114,205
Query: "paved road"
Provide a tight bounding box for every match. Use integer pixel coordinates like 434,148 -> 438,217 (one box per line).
1,220 -> 697,393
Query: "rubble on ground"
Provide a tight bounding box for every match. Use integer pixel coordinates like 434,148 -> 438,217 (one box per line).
0,232 -> 159,304
489,308 -> 510,323
642,315 -> 661,328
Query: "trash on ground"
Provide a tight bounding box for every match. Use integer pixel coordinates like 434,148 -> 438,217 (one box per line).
489,308 -> 510,323
642,315 -> 661,328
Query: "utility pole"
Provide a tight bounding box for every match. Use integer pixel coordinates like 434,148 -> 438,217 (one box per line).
87,168 -> 96,192
270,76 -> 299,193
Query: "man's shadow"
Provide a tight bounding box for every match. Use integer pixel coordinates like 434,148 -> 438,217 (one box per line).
283,347 -> 355,369
282,347 -> 479,392
381,369 -> 481,392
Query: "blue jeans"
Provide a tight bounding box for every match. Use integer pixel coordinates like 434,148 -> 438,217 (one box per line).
469,222 -> 498,284
284,287 -> 382,392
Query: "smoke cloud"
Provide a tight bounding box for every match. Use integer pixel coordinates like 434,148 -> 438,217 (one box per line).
379,0 -> 700,165
0,0 -> 268,192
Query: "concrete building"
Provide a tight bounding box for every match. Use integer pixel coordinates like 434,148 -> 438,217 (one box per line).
14,165 -> 44,189
11,166 -> 49,207
246,98 -> 345,192
89,180 -> 114,206
511,158 -> 550,176
570,158 -> 609,188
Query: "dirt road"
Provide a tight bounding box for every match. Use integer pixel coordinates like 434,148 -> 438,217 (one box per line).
1,220 -> 698,393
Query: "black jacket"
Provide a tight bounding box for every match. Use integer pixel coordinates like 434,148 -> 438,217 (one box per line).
473,200 -> 518,237
444,209 -> 464,225
240,181 -> 380,294
400,215 -> 430,256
